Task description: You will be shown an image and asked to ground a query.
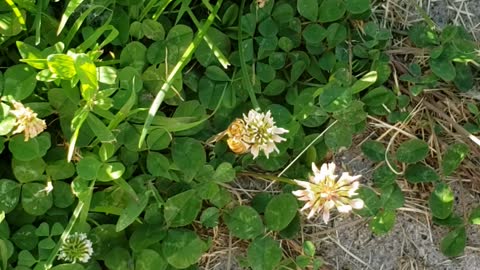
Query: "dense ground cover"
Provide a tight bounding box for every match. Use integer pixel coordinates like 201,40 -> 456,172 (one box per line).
0,0 -> 479,269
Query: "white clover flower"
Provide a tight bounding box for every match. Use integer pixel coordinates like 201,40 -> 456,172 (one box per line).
57,232 -> 93,263
9,101 -> 47,141
242,110 -> 289,159
292,163 -> 364,223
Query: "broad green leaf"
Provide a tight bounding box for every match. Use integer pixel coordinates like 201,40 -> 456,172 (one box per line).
429,183 -> 454,219
8,132 -> 51,161
164,190 -> 202,227
408,23 -> 438,47
396,139 -> 429,163
454,63 -> 474,92
440,227 -> 466,257
12,157 -> 46,183
129,224 -> 166,251
263,79 -> 286,96
370,209 -> 395,235
51,264 -> 85,270
279,213 -> 301,239
326,23 -> 347,48
302,24 -> 327,44
0,115 -> 15,136
116,193 -> 149,232
264,193 -> 298,231
355,187 -> 380,217
171,138 -> 206,182
74,53 -> 98,101
442,143 -> 469,176
21,183 -> 53,216
97,66 -> 117,85
324,123 -> 353,151
433,214 -> 463,227
469,207 -> 480,225
104,247 -> 131,270
135,249 -> 168,270
120,42 -> 147,73
3,64 -> 37,100
332,100 -> 367,125
256,62 -> 276,83
205,66 -> 230,81
47,54 -> 76,79
86,113 -> 115,142
12,225 -> 38,250
0,179 -> 20,213
405,163 -> 439,183
372,165 -> 397,188
162,229 -> 207,269
142,19 -> 165,41
96,162 -> 125,181
361,140 -> 386,162
17,249 -> 36,267
195,27 -> 231,67
200,207 -> 220,228
247,237 -> 282,270
35,222 -> 49,237
213,162 -> 235,183
165,24 -> 194,63
297,0 -> 318,21
318,0 -> 346,23
46,159 -> 75,180
251,193 -> 273,214
17,41 -> 47,69
146,152 -> 170,178
430,53 -> 456,82
53,181 -> 75,208
379,184 -> 404,211
345,0 -> 370,14
76,156 -> 102,180
146,128 -> 171,150
224,205 -> 264,239
89,224 -> 128,260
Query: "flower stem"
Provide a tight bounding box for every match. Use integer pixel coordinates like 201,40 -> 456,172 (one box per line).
239,172 -> 297,186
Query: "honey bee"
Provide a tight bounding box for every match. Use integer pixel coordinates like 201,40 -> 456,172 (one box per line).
207,119 -> 251,154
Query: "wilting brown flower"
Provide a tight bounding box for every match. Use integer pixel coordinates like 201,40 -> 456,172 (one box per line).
9,101 -> 47,141
292,162 -> 364,223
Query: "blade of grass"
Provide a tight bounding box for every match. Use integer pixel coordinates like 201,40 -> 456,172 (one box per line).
64,4 -> 107,48
152,0 -> 174,20
4,0 -> 26,30
139,0 -> 161,21
238,0 -> 260,111
67,107 -> 89,162
175,0 -> 192,24
186,6 -> 230,69
57,0 -> 85,35
77,23 -> 118,52
138,0 -> 223,148
33,0 -> 48,45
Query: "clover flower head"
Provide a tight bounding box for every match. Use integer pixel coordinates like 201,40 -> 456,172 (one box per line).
242,109 -> 288,159
9,101 -> 46,141
57,232 -> 93,263
292,162 -> 364,223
